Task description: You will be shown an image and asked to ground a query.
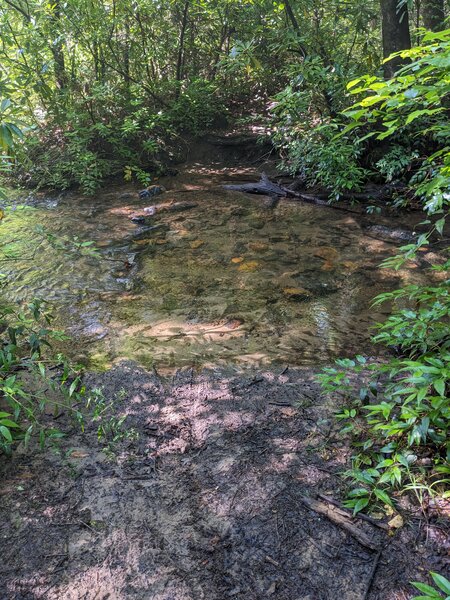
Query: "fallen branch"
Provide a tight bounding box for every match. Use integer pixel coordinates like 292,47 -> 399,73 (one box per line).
317,494 -> 389,531
299,496 -> 380,551
223,172 -> 361,213
363,549 -> 382,600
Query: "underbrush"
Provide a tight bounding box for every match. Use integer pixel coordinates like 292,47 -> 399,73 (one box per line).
319,278 -> 449,513
272,29 -> 450,206
0,300 -> 136,456
0,300 -> 87,452
12,79 -> 228,195
317,29 -> 450,515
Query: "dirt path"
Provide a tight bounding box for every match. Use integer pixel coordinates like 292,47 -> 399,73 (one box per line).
1,362 -> 445,599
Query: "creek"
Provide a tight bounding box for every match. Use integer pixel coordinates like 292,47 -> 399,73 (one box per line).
0,161 -> 432,371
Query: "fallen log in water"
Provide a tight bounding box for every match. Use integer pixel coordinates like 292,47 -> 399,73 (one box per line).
223,173 -> 361,213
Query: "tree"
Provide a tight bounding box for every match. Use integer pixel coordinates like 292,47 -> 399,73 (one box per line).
380,0 -> 411,78
422,0 -> 446,31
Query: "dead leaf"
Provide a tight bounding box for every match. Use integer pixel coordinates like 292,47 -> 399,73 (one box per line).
388,514 -> 404,529
190,239 -> 204,249
70,451 -> 89,459
231,256 -> 244,263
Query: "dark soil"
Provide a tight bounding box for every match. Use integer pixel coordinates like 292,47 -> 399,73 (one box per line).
1,363 -> 448,599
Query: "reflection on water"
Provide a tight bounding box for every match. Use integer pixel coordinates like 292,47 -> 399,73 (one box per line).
0,172 -> 431,369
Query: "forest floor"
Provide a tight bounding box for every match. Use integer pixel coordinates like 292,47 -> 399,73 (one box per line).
0,362 -> 447,600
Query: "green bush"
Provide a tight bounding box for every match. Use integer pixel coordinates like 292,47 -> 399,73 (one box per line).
318,31 -> 450,514
0,300 -> 88,452
318,279 -> 449,513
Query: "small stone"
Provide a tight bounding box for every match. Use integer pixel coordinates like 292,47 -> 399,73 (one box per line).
248,242 -> 269,252
283,287 -> 310,300
190,239 -> 205,249
340,260 -> 358,271
238,261 -> 259,272
314,247 -> 339,261
231,257 -> 244,264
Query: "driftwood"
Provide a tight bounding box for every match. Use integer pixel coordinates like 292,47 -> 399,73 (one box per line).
299,496 -> 380,551
223,173 -> 361,214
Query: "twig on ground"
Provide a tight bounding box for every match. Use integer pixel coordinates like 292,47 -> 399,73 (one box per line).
299,496 -> 380,551
362,549 -> 382,600
317,494 -> 389,531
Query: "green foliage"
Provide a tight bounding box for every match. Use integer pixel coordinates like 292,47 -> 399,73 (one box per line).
411,572 -> 450,600
0,96 -> 23,199
0,0 -> 386,193
168,80 -> 227,134
13,78 -> 226,193
376,145 -> 419,183
319,275 -> 449,514
274,120 -> 368,198
0,300 -> 89,453
85,387 -> 138,454
270,56 -> 370,197
343,29 -> 450,214
317,31 -> 450,515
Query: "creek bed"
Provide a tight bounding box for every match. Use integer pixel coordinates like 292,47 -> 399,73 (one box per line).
0,168 -> 433,369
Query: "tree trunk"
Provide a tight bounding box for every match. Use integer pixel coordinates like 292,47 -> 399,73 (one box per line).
50,0 -> 66,90
422,0 -> 445,30
175,0 -> 189,94
284,0 -> 307,56
123,18 -> 131,90
380,0 -> 411,79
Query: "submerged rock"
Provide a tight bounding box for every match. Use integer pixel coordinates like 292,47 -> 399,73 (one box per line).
283,287 -> 311,301
139,185 -> 166,199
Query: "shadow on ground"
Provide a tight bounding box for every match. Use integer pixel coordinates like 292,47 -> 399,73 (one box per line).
0,363 -> 446,599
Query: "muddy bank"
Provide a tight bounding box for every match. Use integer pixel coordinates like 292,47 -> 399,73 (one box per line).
0,363 -> 446,599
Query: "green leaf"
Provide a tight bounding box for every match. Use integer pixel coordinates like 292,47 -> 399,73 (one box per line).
0,425 -> 13,442
0,419 -> 19,428
433,380 -> 446,397
374,488 -> 393,507
431,572 -> 450,595
353,497 -> 369,514
412,581 -> 442,595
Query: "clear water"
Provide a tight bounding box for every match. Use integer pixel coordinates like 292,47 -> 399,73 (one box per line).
0,167 -> 430,370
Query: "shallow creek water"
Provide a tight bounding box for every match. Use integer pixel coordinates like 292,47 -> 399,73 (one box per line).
0,164 -> 432,370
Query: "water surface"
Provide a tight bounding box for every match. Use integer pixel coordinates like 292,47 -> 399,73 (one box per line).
0,166 -> 431,369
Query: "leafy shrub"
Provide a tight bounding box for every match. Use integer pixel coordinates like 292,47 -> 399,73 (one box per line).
13,78 -> 227,193
167,79 -> 228,134
342,29 -> 450,214
318,280 -> 450,513
376,145 -> 419,183
271,57 -> 368,198
275,122 -> 368,198
317,30 -> 450,514
0,300 -> 89,452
